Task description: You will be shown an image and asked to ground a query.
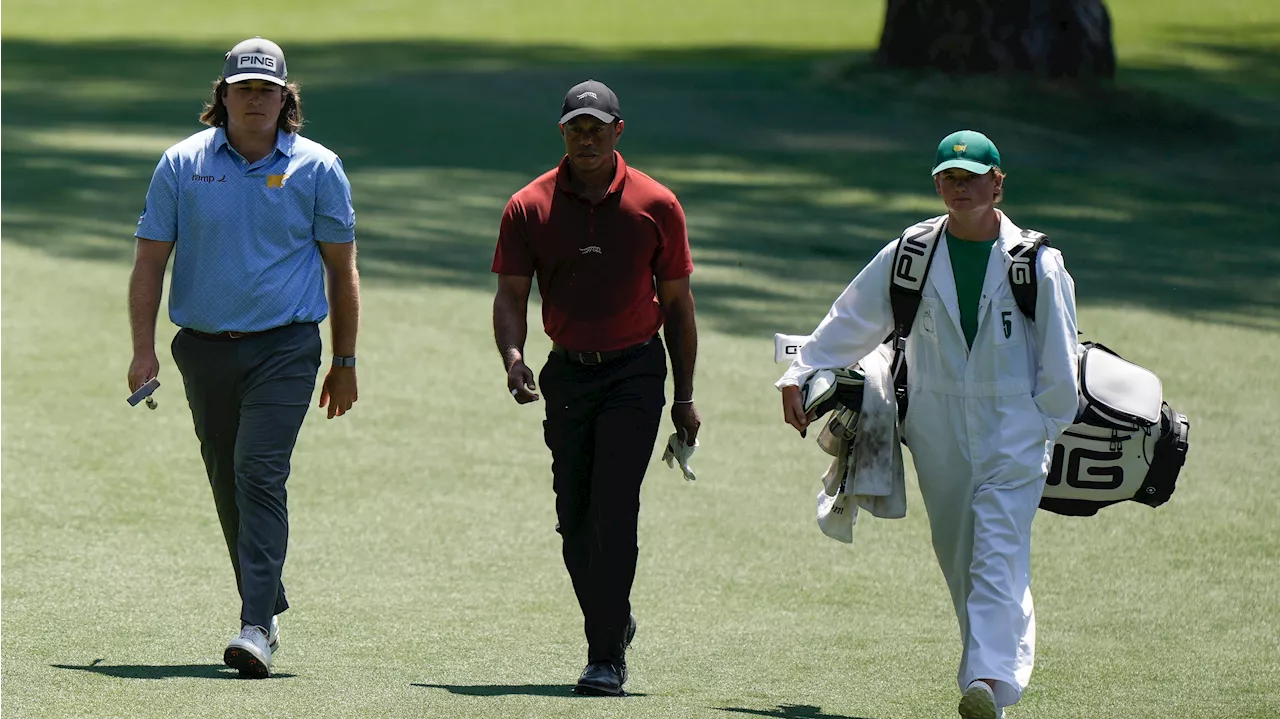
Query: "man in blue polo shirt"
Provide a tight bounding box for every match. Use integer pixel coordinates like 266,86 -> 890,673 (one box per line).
126,36 -> 361,679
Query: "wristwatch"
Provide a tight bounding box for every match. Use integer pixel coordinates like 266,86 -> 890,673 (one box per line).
332,355 -> 357,368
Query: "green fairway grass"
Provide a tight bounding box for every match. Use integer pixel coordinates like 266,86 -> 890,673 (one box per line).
3,1 -> 1279,718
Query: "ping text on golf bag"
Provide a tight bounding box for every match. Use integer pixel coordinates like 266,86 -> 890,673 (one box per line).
779,216 -> 1191,517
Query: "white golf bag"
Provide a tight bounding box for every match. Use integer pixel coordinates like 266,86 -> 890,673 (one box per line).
1039,342 -> 1190,516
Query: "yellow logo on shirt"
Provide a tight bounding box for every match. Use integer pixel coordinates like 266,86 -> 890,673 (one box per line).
267,174 -> 289,188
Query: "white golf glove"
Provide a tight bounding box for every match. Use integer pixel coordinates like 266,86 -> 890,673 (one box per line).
662,432 -> 698,481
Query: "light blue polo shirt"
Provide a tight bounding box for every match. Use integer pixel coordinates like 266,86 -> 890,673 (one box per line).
136,127 -> 355,333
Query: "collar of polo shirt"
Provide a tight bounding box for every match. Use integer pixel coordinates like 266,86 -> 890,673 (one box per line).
555,151 -> 628,200
214,127 -> 296,159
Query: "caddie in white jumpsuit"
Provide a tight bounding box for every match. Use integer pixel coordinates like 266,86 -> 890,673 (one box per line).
778,131 -> 1079,719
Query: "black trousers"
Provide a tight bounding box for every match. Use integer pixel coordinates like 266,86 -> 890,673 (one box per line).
170,322 -> 321,629
539,339 -> 667,664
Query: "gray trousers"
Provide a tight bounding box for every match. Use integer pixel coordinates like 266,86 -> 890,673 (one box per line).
171,322 -> 321,629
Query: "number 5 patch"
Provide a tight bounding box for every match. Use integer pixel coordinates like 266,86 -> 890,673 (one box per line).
994,304 -> 1020,345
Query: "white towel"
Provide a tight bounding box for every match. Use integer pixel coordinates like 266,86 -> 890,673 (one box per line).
816,449 -> 857,542
816,344 -> 906,543
662,433 -> 698,481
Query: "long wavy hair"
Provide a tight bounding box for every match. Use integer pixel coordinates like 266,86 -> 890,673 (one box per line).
199,78 -> 304,133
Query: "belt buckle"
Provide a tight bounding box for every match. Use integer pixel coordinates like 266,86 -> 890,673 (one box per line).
577,351 -> 603,365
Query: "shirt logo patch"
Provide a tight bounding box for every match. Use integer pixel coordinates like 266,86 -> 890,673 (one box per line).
191,173 -> 218,183
579,246 -> 602,255
266,174 -> 289,188
238,53 -> 277,71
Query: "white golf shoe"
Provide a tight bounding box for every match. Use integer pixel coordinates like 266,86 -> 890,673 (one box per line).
224,624 -> 272,678
958,680 -> 999,719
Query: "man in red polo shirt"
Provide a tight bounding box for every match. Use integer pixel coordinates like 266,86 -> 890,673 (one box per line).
491,79 -> 700,696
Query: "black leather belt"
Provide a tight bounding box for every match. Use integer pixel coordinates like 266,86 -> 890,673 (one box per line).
184,324 -> 296,341
551,338 -> 653,366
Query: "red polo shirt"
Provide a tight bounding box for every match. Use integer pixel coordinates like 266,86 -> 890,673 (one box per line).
492,153 -> 693,352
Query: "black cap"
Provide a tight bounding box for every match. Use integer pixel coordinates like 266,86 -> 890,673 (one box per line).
223,36 -> 287,86
559,80 -> 621,124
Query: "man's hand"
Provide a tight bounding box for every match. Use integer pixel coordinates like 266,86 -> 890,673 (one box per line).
781,385 -> 811,436
671,401 -> 701,445
128,350 -> 160,393
319,366 -> 358,418
507,360 -> 539,404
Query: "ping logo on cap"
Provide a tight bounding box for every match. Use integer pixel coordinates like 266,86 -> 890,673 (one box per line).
238,53 -> 277,71
954,143 -> 967,153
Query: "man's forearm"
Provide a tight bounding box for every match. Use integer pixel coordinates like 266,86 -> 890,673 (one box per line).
493,294 -> 528,371
664,303 -> 698,401
327,269 -> 361,356
128,263 -> 165,352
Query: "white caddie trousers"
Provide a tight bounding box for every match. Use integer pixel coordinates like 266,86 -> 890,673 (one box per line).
778,212 -> 1079,708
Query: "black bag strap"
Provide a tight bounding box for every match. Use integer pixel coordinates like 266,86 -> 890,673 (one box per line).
1008,230 -> 1049,320
887,221 -> 1051,419
887,218 -> 945,391
889,217 -> 945,338
892,223 -> 1050,331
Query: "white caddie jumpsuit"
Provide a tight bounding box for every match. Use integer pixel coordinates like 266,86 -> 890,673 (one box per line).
778,212 -> 1079,708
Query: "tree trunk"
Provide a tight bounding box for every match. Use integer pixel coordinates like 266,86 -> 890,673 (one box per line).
875,0 -> 1116,79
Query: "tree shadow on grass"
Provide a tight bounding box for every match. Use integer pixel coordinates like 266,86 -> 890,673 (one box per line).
412,682 -> 647,697
51,660 -> 296,679
716,703 -> 877,719
3,35 -> 1277,336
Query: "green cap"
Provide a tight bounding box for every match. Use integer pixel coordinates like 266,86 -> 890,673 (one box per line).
931,130 -> 1001,176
